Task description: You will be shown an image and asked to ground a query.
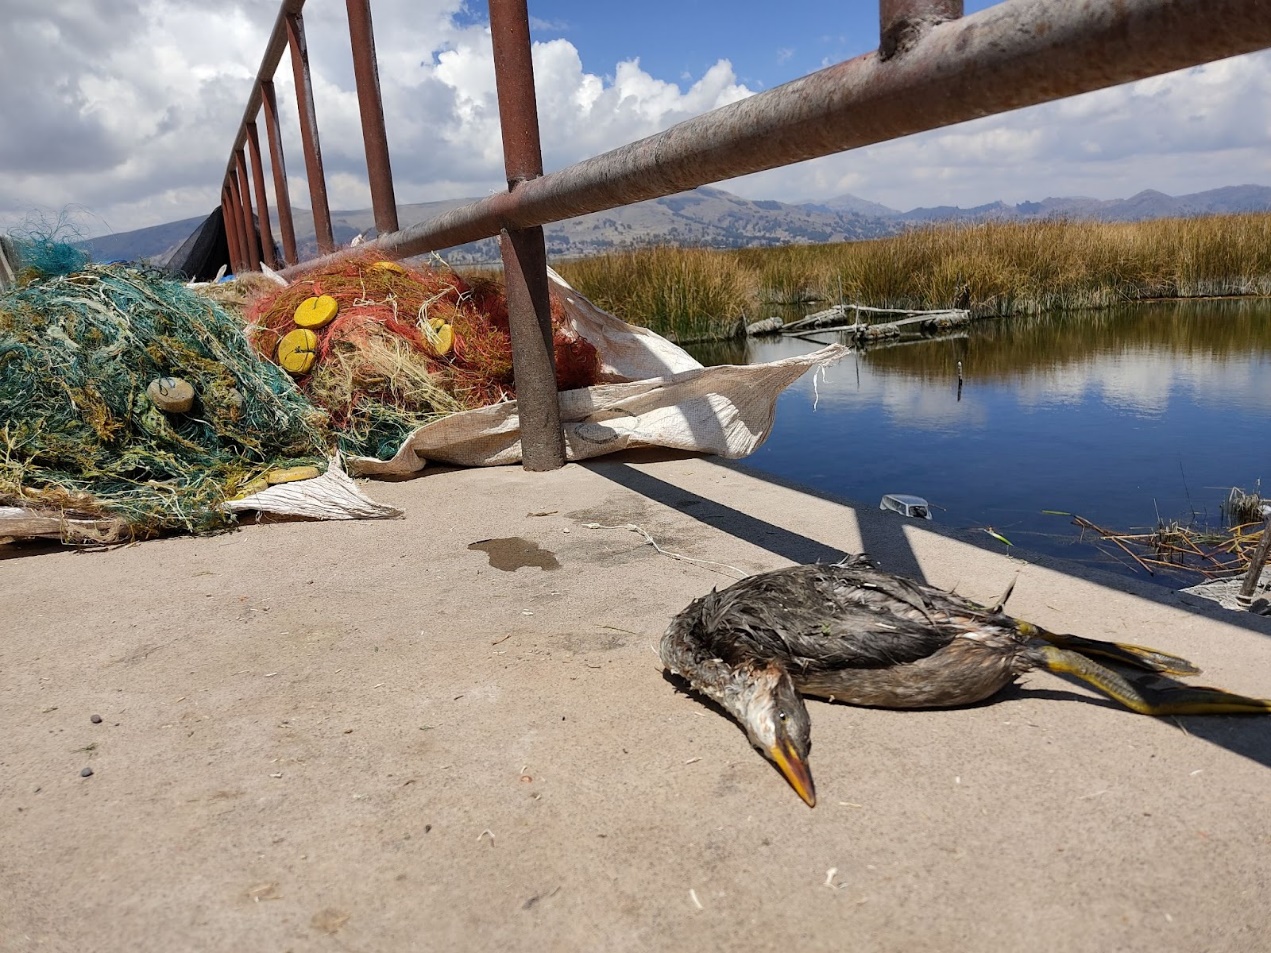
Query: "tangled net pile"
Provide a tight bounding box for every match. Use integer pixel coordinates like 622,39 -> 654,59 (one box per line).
246,255 -> 601,459
10,234 -> 90,278
0,263 -> 329,541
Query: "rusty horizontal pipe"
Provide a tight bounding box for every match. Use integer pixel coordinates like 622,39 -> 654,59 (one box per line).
285,0 -> 1271,276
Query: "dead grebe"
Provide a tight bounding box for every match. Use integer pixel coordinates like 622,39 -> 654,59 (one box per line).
661,556 -> 1271,806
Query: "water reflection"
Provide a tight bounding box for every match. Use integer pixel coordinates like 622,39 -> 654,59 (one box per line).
685,299 -> 1271,582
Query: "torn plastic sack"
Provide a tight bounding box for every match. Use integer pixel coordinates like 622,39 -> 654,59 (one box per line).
348,270 -> 849,476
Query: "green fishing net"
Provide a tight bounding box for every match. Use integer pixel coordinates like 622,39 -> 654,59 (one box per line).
0,262 -> 331,541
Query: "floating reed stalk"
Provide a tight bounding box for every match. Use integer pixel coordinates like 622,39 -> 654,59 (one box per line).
1072,513 -> 1266,581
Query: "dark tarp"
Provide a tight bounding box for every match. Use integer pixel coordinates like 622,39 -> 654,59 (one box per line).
163,208 -> 234,282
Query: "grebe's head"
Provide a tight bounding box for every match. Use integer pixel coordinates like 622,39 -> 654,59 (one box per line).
736,666 -> 816,807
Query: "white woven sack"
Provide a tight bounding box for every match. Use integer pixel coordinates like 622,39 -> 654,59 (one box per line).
350,270 -> 847,476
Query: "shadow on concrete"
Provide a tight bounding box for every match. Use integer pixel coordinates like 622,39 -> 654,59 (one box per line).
585,450 -> 1271,638
598,452 -> 1271,771
586,456 -> 851,568
711,456 -> 1271,640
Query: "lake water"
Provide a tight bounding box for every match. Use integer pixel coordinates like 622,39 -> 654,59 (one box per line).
684,298 -> 1271,583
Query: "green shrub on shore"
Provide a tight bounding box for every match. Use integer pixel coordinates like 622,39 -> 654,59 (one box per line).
554,213 -> 1271,341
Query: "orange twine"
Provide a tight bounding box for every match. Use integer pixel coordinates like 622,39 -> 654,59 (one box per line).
245,253 -> 600,412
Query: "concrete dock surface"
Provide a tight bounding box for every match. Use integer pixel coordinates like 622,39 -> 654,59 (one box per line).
3,452 -> 1269,952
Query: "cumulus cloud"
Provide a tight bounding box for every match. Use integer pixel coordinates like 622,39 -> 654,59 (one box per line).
1,0 -> 1268,239
0,1 -> 275,233
729,50 -> 1271,208
0,0 -> 754,236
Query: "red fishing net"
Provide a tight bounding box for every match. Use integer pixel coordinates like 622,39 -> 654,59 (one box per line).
247,255 -> 601,414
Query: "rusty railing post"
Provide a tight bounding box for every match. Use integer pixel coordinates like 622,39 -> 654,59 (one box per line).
879,0 -> 962,58
245,123 -> 278,270
226,176 -> 250,274
286,10 -> 336,255
245,121 -> 278,269
234,149 -> 262,270
345,0 -> 399,236
260,79 -> 298,265
221,187 -> 243,274
489,0 -> 566,471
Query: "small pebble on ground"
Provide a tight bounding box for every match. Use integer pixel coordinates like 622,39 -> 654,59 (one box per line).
80,767 -> 93,778
90,714 -> 102,724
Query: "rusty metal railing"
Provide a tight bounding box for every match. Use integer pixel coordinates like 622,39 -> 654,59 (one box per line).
219,0 -> 1271,471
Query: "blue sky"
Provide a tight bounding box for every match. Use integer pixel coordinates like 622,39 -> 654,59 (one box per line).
526,0 -> 875,91
524,1 -> 996,91
1,0 -> 1267,237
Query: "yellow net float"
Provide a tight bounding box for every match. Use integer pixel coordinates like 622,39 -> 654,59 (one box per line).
265,465 -> 322,484
234,465 -> 321,499
277,327 -> 319,375
422,316 -> 454,355
435,324 -> 454,356
367,260 -> 406,275
293,294 -> 339,329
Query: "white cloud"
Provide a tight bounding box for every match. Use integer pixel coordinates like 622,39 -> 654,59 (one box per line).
0,0 -> 755,237
728,50 -> 1271,208
1,1 -> 1268,240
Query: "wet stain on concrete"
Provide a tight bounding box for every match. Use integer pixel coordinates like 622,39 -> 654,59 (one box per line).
468,537 -> 560,572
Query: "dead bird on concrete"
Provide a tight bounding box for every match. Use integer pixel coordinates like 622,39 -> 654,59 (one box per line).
660,555 -> 1271,807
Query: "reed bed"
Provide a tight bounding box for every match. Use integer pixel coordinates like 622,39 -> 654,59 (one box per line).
1222,483 -> 1267,525
554,245 -> 750,342
555,213 -> 1271,340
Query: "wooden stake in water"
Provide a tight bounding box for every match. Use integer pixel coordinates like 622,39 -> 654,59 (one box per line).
1236,513 -> 1271,607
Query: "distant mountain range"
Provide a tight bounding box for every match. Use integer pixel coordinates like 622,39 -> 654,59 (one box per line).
77,183 -> 1271,268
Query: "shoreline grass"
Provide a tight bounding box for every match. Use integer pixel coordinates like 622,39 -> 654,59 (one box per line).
553,213 -> 1271,341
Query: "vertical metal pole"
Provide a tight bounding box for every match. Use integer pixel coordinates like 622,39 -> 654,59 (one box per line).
879,0 -> 962,58
218,192 -> 231,273
229,173 -> 251,273
221,188 -> 243,275
345,0 -> 398,236
234,149 -> 262,270
260,79 -> 298,266
286,10 -> 336,255
225,178 -> 249,274
245,120 -> 278,269
489,0 -> 566,471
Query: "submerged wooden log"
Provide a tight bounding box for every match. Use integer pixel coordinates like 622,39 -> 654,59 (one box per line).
783,304 -> 971,336
746,316 -> 785,336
